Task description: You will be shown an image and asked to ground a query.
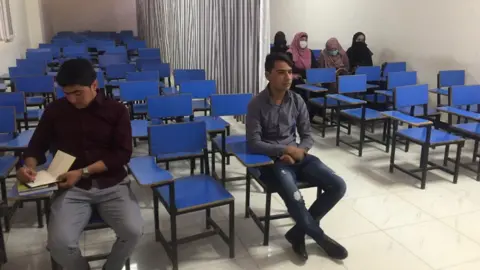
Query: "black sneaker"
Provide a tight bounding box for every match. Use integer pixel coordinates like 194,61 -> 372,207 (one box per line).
318,234 -> 348,260
285,229 -> 308,261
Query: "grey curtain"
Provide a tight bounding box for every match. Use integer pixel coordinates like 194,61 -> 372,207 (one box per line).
136,0 -> 268,99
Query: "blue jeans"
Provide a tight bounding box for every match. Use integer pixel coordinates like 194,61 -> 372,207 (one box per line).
259,154 -> 346,243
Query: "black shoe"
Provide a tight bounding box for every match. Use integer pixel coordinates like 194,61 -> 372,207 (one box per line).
318,234 -> 348,260
285,229 -> 308,261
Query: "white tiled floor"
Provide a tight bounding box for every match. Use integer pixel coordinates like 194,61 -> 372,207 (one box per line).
3,117 -> 480,269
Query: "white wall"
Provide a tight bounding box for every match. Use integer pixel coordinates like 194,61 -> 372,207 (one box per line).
0,0 -> 45,74
270,0 -> 480,87
42,0 -> 137,41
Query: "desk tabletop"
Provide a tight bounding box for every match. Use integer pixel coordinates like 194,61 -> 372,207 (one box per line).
194,116 -> 230,133
226,141 -> 273,167
0,130 -> 34,151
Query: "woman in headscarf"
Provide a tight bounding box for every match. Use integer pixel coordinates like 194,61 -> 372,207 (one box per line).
318,38 -> 349,72
271,31 -> 289,54
287,32 -> 318,86
346,32 -> 373,72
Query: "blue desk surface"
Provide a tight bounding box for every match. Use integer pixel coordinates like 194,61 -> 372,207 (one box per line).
296,84 -> 328,93
437,106 -> 480,121
327,94 -> 366,105
128,156 -> 174,186
0,130 -> 34,150
194,116 -> 229,133
226,141 -> 273,167
381,111 -> 432,127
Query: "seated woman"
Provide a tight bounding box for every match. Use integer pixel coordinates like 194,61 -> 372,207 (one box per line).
318,38 -> 349,72
287,32 -> 318,88
271,31 -> 289,54
346,32 -> 373,72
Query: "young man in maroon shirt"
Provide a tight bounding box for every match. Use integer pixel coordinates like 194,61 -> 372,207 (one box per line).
17,59 -> 143,270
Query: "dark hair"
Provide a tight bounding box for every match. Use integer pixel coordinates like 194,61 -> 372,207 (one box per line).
56,58 -> 97,88
273,31 -> 287,46
265,53 -> 293,72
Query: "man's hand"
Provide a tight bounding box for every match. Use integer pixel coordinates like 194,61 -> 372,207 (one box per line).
17,167 -> 37,184
279,154 -> 295,165
285,146 -> 306,161
57,169 -> 82,189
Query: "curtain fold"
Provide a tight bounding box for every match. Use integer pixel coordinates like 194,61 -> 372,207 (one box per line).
136,0 -> 269,100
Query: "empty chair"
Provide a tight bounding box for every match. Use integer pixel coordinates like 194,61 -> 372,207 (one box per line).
382,84 -> 464,189
138,48 -> 161,59
355,66 -> 381,89
430,70 -> 466,106
179,80 -> 216,115
119,81 -> 160,118
126,40 -> 147,51
105,64 -> 136,80
26,49 -> 53,62
381,62 -> 407,79
369,71 -> 417,103
173,69 -> 206,86
98,54 -> 128,68
0,92 -> 42,130
14,75 -> 55,107
126,71 -> 160,82
136,58 -> 162,70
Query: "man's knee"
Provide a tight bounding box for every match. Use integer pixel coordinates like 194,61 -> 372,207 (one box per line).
117,219 -> 144,243
47,229 -> 80,256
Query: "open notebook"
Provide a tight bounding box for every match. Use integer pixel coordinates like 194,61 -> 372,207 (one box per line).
25,150 -> 76,188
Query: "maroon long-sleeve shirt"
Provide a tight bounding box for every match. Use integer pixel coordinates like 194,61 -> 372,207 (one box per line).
24,93 -> 133,190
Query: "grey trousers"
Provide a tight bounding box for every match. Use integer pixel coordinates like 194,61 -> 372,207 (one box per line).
47,181 -> 144,270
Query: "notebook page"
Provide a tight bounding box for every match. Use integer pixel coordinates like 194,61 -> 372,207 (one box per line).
46,150 -> 76,178
27,170 -> 58,188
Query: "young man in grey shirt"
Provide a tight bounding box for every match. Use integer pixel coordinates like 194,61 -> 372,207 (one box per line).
246,53 -> 348,261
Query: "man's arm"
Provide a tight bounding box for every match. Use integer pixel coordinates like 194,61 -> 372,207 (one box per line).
95,107 -> 133,174
246,101 -> 286,157
23,107 -> 54,168
295,96 -> 313,152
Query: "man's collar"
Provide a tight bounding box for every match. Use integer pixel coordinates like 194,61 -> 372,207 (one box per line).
265,84 -> 291,105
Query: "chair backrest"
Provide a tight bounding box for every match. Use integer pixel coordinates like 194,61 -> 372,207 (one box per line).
210,93 -> 252,117
126,40 -> 147,50
311,49 -> 322,60
306,68 -> 336,84
355,66 -> 381,81
148,121 -> 207,156
26,49 -> 53,62
16,59 -> 48,70
394,84 -> 429,109
9,66 -> 45,78
337,74 -> 367,94
449,85 -> 480,107
147,94 -> 193,119
104,46 -> 127,55
119,81 -> 159,102
0,92 -> 25,115
387,71 -> 417,89
438,70 -> 465,88
382,62 -> 407,77
96,71 -> 106,88
141,63 -> 170,78
174,69 -> 206,86
63,45 -> 88,56
14,76 -> 55,94
126,71 -> 160,82
138,48 -> 161,59
136,58 -> 162,70
105,64 -> 136,79
0,106 -> 16,134
98,54 -> 128,67
55,86 -> 64,99
179,80 -> 216,99
37,45 -> 61,58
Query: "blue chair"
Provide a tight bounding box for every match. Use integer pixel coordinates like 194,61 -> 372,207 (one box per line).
382,84 -> 465,189
430,70 -> 466,106
128,122 -> 235,270
138,48 -> 161,59
179,80 -> 216,115
126,71 -> 160,82
381,62 -> 407,79
355,66 -> 382,89
0,107 -> 19,212
311,49 -> 322,60
105,64 -> 136,80
141,63 -> 171,87
437,85 -> 480,180
50,207 -> 131,270
369,71 -> 417,103
119,81 -> 159,119
208,94 -> 252,184
38,44 -> 61,59
0,92 -> 42,130
98,54 -> 128,68
9,66 -> 45,79
26,49 -> 53,63
104,46 -> 127,55
326,75 -> 388,156
136,58 -> 162,70
173,69 -> 206,86
126,40 -> 147,52
14,76 -> 55,107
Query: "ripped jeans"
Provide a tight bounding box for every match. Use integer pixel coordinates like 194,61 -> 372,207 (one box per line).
259,154 -> 346,243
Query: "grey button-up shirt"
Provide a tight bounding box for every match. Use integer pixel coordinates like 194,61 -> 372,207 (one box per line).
246,86 -> 313,157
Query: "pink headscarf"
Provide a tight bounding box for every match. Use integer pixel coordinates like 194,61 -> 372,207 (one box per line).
287,32 -> 312,70
319,38 -> 349,69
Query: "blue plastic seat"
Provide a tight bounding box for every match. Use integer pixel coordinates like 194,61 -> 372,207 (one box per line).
398,127 -> 462,145
131,119 -> 148,139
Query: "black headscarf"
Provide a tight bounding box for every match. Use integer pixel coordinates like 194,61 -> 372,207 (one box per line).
347,32 -> 373,70
271,31 -> 288,54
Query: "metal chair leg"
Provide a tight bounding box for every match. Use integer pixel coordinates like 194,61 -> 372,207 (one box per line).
263,192 -> 272,246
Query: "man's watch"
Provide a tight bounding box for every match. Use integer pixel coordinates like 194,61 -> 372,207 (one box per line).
81,167 -> 90,178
